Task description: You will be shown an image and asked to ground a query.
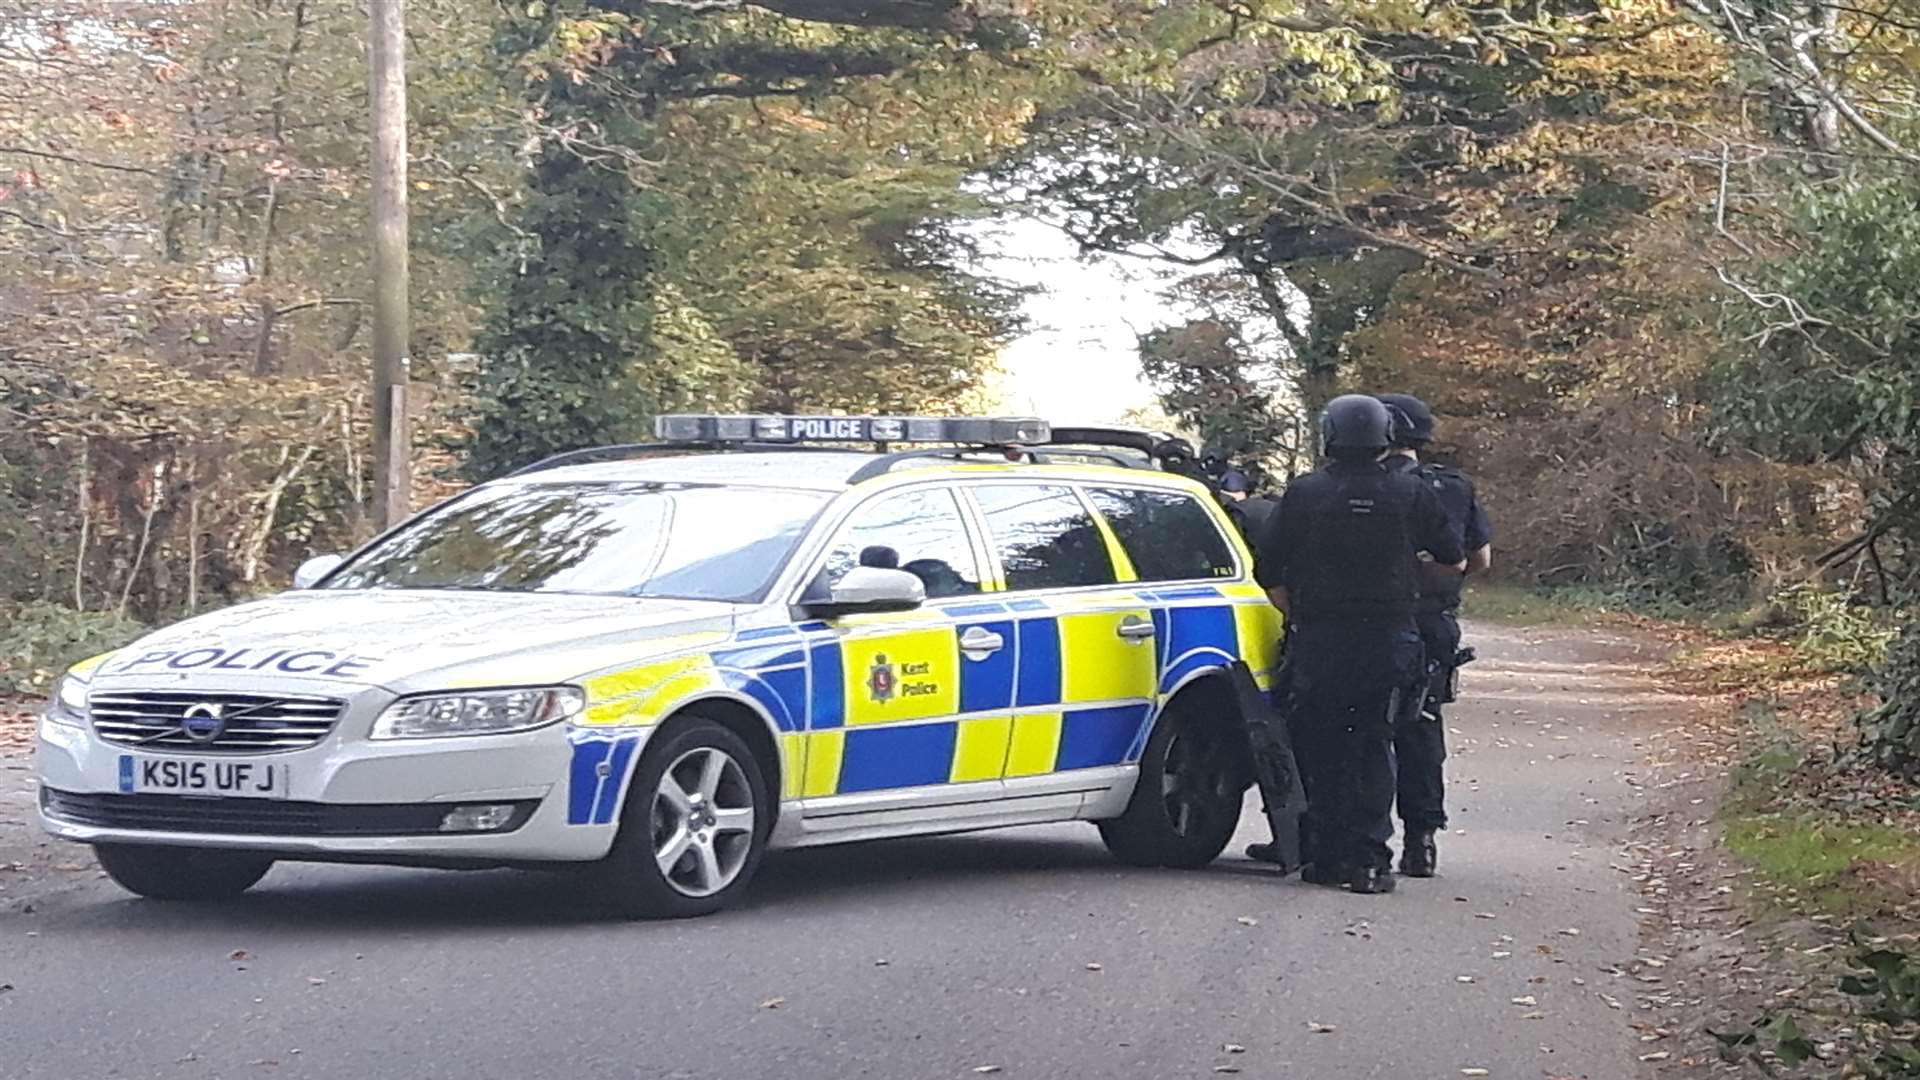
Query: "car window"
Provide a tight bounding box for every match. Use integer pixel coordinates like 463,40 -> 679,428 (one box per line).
971,484 -> 1118,592
820,487 -> 983,599
1087,487 -> 1238,582
326,482 -> 826,603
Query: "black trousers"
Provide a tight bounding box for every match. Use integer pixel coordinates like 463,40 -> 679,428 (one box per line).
1290,619 -> 1424,872
1395,610 -> 1460,833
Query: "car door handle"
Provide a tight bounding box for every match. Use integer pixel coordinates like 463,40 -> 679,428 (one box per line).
1116,617 -> 1157,642
959,627 -> 1006,655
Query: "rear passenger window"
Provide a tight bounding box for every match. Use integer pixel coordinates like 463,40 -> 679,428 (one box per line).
1088,488 -> 1238,582
971,485 -> 1117,592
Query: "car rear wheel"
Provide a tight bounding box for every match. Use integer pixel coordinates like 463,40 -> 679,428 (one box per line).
1099,695 -> 1245,869
94,843 -> 274,900
597,719 -> 770,919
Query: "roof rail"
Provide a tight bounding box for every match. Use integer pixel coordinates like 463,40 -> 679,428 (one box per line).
506,441 -> 836,478
845,444 -> 1156,484
845,447 -> 1018,484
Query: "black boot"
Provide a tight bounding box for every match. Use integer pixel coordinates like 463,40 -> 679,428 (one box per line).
1300,862 -> 1350,888
1246,842 -> 1287,865
1349,865 -> 1397,894
1401,831 -> 1438,878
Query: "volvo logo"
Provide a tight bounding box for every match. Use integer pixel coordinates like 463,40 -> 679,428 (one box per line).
180,703 -> 227,744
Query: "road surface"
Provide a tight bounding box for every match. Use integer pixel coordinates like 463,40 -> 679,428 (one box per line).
0,620 -> 1677,1080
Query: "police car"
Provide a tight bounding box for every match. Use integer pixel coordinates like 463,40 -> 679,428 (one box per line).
37,416 -> 1284,917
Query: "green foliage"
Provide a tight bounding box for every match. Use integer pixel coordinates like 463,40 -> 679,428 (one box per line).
1769,583 -> 1899,675
1859,624 -> 1920,779
463,2 -> 1048,473
463,142 -> 671,480
1137,318 -> 1294,479
1712,177 -> 1920,775
1714,933 -> 1920,1077
1712,179 -> 1920,465
0,602 -> 146,696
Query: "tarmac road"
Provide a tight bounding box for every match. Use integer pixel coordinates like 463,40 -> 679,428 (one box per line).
0,620 -> 1676,1080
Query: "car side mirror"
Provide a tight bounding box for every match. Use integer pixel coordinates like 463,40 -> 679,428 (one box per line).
803,567 -> 925,618
292,553 -> 346,590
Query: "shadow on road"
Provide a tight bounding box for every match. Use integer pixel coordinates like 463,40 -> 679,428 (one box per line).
43,825 -> 1293,935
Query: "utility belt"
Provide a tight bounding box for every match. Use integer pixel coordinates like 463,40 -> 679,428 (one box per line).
1424,646 -> 1477,707
1416,568 -> 1466,614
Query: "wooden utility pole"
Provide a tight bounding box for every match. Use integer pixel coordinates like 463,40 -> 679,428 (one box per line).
368,0 -> 411,530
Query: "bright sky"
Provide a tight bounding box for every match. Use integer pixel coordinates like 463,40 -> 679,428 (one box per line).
969,215 -> 1194,425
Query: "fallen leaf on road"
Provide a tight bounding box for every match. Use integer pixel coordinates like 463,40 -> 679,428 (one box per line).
758,997 -> 785,1009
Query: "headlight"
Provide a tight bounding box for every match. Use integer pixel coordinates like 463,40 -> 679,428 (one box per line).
43,675 -> 89,727
371,686 -> 584,740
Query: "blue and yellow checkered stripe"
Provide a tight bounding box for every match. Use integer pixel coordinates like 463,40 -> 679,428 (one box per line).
561,585 -> 1285,822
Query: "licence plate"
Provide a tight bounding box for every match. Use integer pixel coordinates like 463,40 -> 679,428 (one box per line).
117,755 -> 289,799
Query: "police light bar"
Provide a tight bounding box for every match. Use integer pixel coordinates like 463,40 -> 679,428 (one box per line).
654,414 -> 1052,446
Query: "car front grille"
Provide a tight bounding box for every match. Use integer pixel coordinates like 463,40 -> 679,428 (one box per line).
88,690 -> 346,753
41,788 -> 537,837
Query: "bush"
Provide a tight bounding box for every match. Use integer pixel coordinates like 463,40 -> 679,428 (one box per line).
0,602 -> 148,696
1860,623 -> 1920,778
1767,582 -> 1900,675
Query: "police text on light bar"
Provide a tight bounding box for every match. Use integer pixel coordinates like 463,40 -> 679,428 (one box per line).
654,415 -> 1052,446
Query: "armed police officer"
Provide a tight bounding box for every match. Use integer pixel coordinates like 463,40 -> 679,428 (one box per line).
1375,394 -> 1492,878
1219,468 -> 1281,552
1252,395 -> 1465,894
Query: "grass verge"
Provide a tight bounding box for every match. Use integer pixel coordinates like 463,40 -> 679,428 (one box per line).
1462,583 -> 1630,626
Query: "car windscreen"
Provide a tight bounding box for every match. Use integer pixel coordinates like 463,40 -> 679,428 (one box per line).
324,482 -> 829,603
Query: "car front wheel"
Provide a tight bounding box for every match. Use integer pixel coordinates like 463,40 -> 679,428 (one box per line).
597,719 -> 770,919
94,843 -> 274,900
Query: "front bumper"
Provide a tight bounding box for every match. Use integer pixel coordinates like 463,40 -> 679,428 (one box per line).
36,712 -> 628,865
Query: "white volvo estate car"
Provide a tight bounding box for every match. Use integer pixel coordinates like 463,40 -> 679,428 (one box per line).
38,416 -> 1283,917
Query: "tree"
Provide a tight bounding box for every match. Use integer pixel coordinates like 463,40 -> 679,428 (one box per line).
462,1 -> 1073,476
0,0 -> 520,616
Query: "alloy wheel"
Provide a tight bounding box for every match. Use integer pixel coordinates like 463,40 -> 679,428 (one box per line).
650,746 -> 756,898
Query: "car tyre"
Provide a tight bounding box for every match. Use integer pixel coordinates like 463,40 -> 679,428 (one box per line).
94,844 -> 274,900
1099,694 -> 1245,869
597,718 -> 771,919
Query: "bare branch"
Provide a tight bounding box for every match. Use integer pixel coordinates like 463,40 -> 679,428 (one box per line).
273,298 -> 365,319
0,145 -> 168,178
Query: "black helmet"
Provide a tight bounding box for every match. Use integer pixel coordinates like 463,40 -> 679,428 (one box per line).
1375,393 -> 1434,447
1320,394 -> 1393,454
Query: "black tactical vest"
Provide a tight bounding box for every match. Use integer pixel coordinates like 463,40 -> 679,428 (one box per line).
1290,463 -> 1421,621
1414,463 -> 1474,614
